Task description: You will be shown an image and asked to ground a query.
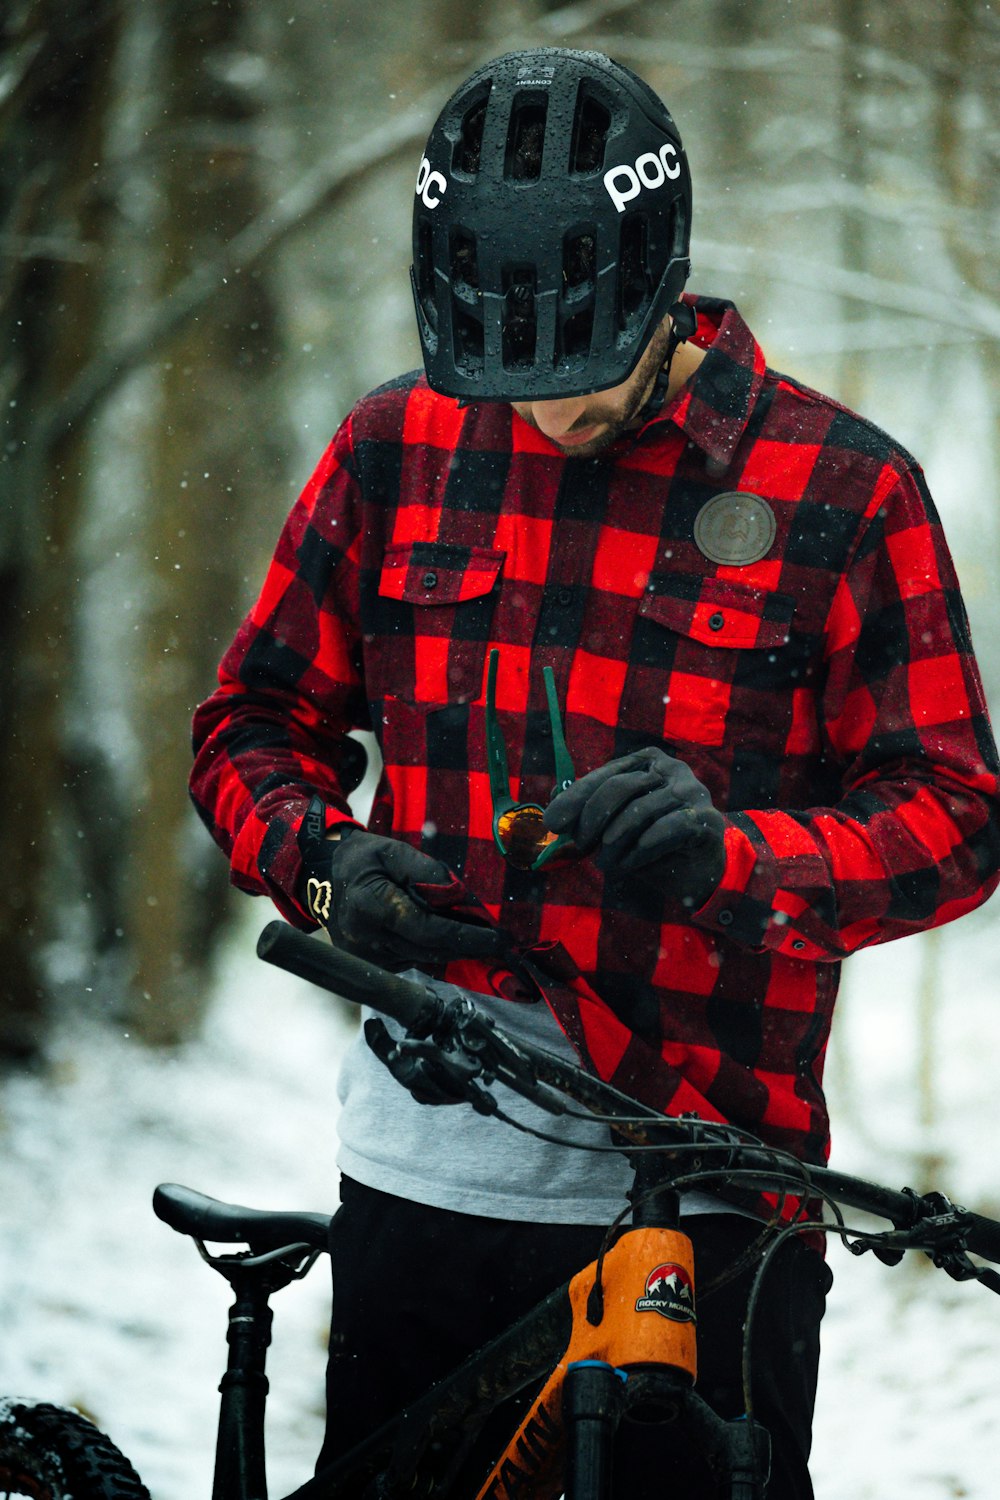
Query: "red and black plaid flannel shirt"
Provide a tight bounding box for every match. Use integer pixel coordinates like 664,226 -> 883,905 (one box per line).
191,295 -> 1000,1172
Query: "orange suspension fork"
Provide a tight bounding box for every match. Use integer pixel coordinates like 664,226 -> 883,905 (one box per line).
473,1222 -> 697,1500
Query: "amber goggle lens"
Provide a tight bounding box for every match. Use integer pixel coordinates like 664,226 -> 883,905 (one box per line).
485,649 -> 576,872
494,805 -> 560,871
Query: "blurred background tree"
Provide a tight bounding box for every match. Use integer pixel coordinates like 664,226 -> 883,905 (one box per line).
1,0 -> 123,1056
2,0 -> 999,1057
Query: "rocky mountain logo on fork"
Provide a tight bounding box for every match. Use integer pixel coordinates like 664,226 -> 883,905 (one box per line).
636,1262 -> 696,1323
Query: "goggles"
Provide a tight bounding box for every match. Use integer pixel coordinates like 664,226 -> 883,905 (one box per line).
485,648 -> 576,871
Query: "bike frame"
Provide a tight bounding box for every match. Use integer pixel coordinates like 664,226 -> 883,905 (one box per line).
168,1156 -> 769,1500
294,1225 -> 767,1500
152,922 -> 1000,1500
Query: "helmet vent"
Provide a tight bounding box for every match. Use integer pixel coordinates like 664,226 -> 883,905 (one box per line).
453,304 -> 485,375
454,94 -> 489,176
502,267 -> 537,370
563,230 -> 596,292
506,95 -> 547,181
561,306 -> 595,365
559,230 -> 597,367
450,227 -> 480,292
415,217 -> 437,329
450,226 -> 484,377
619,213 -> 652,324
570,90 -> 611,174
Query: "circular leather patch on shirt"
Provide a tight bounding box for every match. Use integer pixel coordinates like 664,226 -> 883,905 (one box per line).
693,492 -> 776,566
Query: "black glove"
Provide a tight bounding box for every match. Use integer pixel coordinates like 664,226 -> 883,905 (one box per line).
298,822 -> 504,969
543,747 -> 726,911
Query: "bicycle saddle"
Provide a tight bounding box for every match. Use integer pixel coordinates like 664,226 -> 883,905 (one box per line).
153,1182 -> 332,1251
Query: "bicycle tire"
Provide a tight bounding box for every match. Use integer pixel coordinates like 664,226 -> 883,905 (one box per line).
0,1398 -> 151,1500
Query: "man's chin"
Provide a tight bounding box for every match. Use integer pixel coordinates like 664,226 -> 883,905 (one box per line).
553,426 -> 619,458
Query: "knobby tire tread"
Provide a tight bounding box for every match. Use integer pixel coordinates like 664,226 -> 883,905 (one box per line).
0,1400 -> 151,1500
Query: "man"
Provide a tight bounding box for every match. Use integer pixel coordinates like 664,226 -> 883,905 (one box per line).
190,48 -> 1000,1497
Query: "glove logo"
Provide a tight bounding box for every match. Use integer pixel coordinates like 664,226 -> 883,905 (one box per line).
306,877 -> 333,923
635,1262 -> 696,1323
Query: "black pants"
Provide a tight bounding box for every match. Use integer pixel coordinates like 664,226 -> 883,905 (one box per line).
319,1178 -> 832,1498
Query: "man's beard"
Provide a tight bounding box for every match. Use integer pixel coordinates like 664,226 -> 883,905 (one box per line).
516,324 -> 675,458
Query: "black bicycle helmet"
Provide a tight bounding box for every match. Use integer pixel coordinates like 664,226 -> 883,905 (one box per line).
410,48 -> 692,403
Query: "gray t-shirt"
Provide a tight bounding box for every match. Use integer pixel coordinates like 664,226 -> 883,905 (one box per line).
336,979 -> 745,1225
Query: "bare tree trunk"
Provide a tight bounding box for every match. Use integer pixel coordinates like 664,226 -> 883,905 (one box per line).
122,0 -> 286,1043
0,0 -> 120,1058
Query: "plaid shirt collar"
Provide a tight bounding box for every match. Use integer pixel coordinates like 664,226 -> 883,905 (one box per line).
634,295 -> 768,467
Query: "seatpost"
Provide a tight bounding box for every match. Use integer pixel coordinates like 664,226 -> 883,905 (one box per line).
213,1264 -> 273,1500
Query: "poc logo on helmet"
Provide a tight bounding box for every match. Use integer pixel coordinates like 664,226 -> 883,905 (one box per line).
415,156 -> 447,209
603,143 -> 681,214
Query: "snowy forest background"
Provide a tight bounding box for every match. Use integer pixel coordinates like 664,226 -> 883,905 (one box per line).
3,2 -> 1000,1498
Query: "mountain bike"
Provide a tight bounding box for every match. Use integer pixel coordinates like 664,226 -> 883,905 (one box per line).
4,920 -> 1000,1500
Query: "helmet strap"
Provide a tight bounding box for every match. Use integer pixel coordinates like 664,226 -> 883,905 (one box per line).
634,299 -> 698,427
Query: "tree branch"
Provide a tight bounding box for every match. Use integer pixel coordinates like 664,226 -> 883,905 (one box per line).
694,237 -> 1000,343
33,87 -> 440,452
32,0 -> 647,451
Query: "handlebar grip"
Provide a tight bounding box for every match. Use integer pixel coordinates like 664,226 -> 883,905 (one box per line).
256,921 -> 443,1031
966,1210 -> 1000,1265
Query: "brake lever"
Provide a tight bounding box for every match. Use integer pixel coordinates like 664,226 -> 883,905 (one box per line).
363,1016 -> 500,1113
442,994 -> 579,1115
845,1189 -> 1000,1293
932,1250 -> 1000,1293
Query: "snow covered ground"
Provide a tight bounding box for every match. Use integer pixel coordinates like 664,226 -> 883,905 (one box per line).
1,900 -> 998,1500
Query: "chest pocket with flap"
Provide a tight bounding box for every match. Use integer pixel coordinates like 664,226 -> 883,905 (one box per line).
620,575 -> 800,751
370,541 -> 505,705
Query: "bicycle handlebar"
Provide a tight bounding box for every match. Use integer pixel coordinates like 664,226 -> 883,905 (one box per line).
256,921 -> 1000,1268
256,920 -> 447,1032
